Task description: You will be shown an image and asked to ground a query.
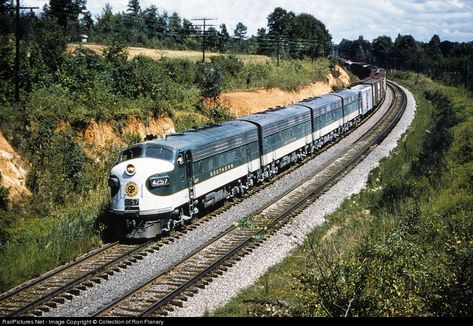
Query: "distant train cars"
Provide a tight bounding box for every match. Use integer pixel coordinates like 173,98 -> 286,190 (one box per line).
108,63 -> 387,239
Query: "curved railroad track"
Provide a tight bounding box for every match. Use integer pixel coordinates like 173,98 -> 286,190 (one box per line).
0,82 -> 398,318
94,81 -> 407,317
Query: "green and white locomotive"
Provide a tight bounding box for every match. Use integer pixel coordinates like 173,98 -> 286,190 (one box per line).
108,66 -> 386,239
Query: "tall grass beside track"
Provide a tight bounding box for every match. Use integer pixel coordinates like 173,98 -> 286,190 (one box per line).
0,194 -> 106,292
215,72 -> 473,317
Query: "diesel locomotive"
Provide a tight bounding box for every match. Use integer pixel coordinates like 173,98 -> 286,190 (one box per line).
108,63 -> 387,239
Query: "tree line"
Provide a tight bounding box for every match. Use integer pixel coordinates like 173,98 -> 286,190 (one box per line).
337,34 -> 473,91
0,0 -> 333,105
0,0 -> 332,58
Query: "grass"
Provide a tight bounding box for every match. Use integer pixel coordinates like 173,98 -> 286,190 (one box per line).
0,191 -> 106,292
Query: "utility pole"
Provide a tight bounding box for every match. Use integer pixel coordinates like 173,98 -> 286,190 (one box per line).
276,37 -> 281,67
9,1 -> 39,103
464,61 -> 469,90
192,18 -> 216,63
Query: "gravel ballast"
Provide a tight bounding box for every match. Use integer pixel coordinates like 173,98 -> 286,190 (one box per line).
43,84 -> 407,317
165,83 -> 417,317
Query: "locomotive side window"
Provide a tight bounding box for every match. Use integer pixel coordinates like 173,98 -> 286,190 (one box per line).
120,146 -> 142,162
145,146 -> 174,161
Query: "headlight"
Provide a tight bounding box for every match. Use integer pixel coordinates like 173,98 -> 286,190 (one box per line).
147,176 -> 170,189
126,164 -> 136,176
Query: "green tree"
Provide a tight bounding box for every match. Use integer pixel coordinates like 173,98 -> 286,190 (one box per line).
95,3 -> 115,41
200,64 -> 223,101
206,26 -> 219,51
392,34 -> 419,70
167,12 -> 182,43
355,45 -> 366,62
45,0 -> 87,40
267,7 -> 295,37
218,24 -> 230,53
29,16 -> 67,74
372,35 -> 393,67
285,13 -> 332,59
234,22 -> 247,40
126,0 -> 141,16
0,0 -> 13,35
124,0 -> 146,45
256,27 -> 271,55
80,11 -> 93,35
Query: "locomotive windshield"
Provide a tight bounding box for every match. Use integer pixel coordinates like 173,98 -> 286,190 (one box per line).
145,146 -> 174,161
119,145 -> 174,163
120,146 -> 142,162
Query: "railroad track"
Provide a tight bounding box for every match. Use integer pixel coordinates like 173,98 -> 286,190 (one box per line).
0,83 -> 393,318
95,81 -> 407,317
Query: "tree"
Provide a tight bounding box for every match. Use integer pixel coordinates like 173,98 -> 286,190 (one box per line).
393,34 -> 419,70
123,0 -> 145,45
206,26 -> 219,51
218,24 -> 230,53
267,7 -> 295,37
256,27 -> 271,55
200,64 -> 223,101
338,39 -> 355,59
427,35 -> 442,60
0,0 -> 13,35
234,22 -> 247,40
167,12 -> 182,42
127,0 -> 141,16
95,3 -> 115,41
355,45 -> 366,62
142,5 -> 159,39
372,36 -> 393,68
285,13 -> 332,59
80,11 -> 93,35
30,16 -> 67,74
45,0 -> 87,40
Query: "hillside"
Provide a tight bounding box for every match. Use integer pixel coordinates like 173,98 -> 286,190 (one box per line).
223,65 -> 350,116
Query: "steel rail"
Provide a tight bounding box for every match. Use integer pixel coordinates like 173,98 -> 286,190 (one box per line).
94,81 -> 406,317
141,81 -> 407,317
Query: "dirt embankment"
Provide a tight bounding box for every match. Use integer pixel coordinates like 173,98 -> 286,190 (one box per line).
222,65 -> 351,117
79,114 -> 176,158
0,132 -> 31,202
0,115 -> 175,204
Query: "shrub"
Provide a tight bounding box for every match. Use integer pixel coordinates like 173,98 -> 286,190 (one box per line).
0,172 -> 9,211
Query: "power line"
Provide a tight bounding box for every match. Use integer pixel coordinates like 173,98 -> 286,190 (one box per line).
191,18 -> 216,63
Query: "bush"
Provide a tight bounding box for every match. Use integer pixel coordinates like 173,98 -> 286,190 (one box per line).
0,172 -> 9,211
199,64 -> 224,100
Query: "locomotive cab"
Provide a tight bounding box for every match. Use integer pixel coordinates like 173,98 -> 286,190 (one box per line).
108,143 -> 189,239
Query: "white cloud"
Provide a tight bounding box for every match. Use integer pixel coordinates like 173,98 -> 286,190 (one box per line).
21,0 -> 473,43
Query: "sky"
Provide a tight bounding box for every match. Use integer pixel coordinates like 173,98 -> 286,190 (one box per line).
21,0 -> 473,43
